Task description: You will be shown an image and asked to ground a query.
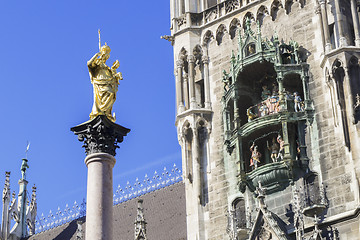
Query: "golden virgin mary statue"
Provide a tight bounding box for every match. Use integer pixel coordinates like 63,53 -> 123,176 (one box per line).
88,43 -> 122,122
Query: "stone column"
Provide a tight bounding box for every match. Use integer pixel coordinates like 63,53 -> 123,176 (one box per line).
281,121 -> 292,164
233,96 -> 240,128
319,0 -> 332,52
192,128 -> 201,205
277,77 -> 286,110
183,73 -> 190,109
202,55 -> 212,109
71,115 -> 130,240
179,0 -> 184,16
84,153 -> 115,239
334,0 -> 347,46
344,67 -> 356,123
350,0 -> 360,47
188,55 -> 197,109
176,60 -> 185,113
301,74 -> 311,111
1,172 -> 11,240
315,5 -> 326,52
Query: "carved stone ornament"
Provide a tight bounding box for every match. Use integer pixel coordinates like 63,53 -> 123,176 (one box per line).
71,115 -> 130,156
225,0 -> 240,14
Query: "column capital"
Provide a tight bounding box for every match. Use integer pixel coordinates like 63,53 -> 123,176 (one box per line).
71,115 -> 130,156
176,60 -> 184,68
202,55 -> 209,64
318,0 -> 326,5
188,55 -> 196,63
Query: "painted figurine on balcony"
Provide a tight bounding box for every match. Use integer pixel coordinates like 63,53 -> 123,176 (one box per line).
294,92 -> 304,112
250,143 -> 261,170
259,103 -> 269,117
261,85 -> 271,100
277,135 -> 285,160
247,107 -> 257,122
272,82 -> 279,96
267,137 -> 280,162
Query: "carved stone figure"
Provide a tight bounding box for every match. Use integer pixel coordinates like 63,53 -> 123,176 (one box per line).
88,43 -> 122,122
250,143 -> 261,169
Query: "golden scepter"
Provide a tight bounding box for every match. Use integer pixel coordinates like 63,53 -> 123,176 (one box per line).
98,29 -> 101,51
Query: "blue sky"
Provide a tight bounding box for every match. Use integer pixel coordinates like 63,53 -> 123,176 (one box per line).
0,0 -> 181,219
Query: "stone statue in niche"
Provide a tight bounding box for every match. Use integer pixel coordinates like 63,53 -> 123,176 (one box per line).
250,143 -> 261,169
247,44 -> 256,56
267,137 -> 279,162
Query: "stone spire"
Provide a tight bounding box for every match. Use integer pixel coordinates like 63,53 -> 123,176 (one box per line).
134,199 -> 147,240
3,158 -> 37,240
1,172 -> 11,239
255,182 -> 266,209
292,187 -> 304,240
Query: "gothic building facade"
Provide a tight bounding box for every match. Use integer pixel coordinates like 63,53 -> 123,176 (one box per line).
169,0 -> 360,239
2,0 -> 360,239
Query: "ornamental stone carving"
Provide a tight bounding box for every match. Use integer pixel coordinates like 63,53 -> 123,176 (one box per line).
71,115 -> 130,156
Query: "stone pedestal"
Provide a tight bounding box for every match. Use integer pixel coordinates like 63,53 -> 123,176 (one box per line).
71,115 -> 130,240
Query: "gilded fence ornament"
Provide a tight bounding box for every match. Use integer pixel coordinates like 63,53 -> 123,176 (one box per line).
88,36 -> 122,122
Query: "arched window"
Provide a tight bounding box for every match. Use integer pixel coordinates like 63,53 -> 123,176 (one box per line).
233,198 -> 246,229
332,60 -> 350,148
198,121 -> 209,205
229,18 -> 240,39
270,0 -> 283,21
256,6 -> 269,26
349,57 -> 360,123
183,123 -> 193,182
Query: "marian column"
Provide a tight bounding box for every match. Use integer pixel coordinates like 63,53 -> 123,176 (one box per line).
71,36 -> 130,240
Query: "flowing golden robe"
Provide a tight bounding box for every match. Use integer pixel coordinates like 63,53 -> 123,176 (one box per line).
88,52 -> 119,122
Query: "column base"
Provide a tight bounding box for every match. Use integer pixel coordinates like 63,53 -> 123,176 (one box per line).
325,43 -> 332,53
355,39 -> 360,47
190,99 -> 197,109
178,104 -> 185,113
205,102 -> 212,109
339,37 -> 348,47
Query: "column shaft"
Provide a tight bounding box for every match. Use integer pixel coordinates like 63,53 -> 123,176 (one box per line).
334,0 -> 347,46
351,0 -> 360,46
202,55 -> 211,109
85,153 -> 116,240
188,55 -> 197,108
176,61 -> 185,113
233,97 -> 240,128
344,67 -> 356,123
316,6 -> 326,52
319,0 -> 332,51
183,73 -> 190,109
